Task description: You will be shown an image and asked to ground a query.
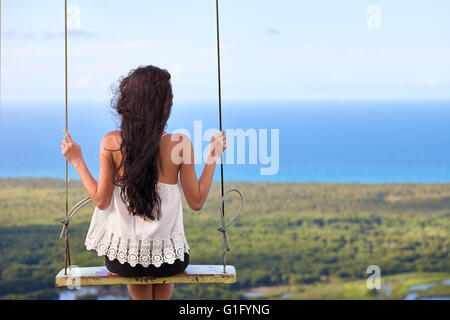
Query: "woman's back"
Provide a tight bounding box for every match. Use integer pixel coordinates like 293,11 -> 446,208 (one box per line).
85,130 -> 190,268
107,130 -> 180,184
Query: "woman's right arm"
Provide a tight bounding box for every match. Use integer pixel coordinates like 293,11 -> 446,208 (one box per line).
179,131 -> 226,211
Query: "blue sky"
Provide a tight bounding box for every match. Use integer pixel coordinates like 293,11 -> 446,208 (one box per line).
2,0 -> 450,104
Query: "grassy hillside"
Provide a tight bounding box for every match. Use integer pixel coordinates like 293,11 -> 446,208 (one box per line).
0,178 -> 449,299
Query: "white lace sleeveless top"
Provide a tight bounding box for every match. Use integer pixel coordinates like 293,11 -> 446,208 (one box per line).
84,181 -> 190,268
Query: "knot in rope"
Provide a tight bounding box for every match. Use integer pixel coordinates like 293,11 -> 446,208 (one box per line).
59,196 -> 92,275
217,188 -> 244,273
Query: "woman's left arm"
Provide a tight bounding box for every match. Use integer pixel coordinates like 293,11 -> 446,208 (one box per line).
62,129 -> 115,210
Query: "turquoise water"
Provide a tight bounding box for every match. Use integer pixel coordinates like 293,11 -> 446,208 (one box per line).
1,100 -> 449,182
404,280 -> 450,300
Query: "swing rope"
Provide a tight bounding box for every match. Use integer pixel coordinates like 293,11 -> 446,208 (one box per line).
61,0 -> 71,275
60,0 -> 243,276
214,0 -> 245,273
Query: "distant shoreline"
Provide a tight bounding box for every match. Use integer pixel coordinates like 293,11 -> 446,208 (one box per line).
1,177 -> 449,186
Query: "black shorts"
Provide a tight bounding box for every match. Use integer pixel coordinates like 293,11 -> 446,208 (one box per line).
105,253 -> 189,278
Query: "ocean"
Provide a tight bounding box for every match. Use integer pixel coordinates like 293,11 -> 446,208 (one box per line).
1,100 -> 449,183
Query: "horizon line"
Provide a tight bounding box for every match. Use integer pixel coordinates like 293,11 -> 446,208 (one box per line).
3,97 -> 450,106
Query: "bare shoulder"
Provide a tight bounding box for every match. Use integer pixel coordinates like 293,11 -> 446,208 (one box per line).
160,133 -> 192,162
101,130 -> 122,150
164,132 -> 192,145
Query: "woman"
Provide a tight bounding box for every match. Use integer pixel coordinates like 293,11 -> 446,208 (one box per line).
61,65 -> 226,300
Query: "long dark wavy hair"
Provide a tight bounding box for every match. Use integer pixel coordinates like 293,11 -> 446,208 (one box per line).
111,65 -> 173,220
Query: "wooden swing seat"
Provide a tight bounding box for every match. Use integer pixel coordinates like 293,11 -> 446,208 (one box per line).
55,265 -> 236,287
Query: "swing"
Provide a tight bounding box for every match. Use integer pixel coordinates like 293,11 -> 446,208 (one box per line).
55,0 -> 243,287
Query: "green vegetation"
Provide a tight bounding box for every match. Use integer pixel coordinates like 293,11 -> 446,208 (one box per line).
0,178 -> 449,299
252,272 -> 450,300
